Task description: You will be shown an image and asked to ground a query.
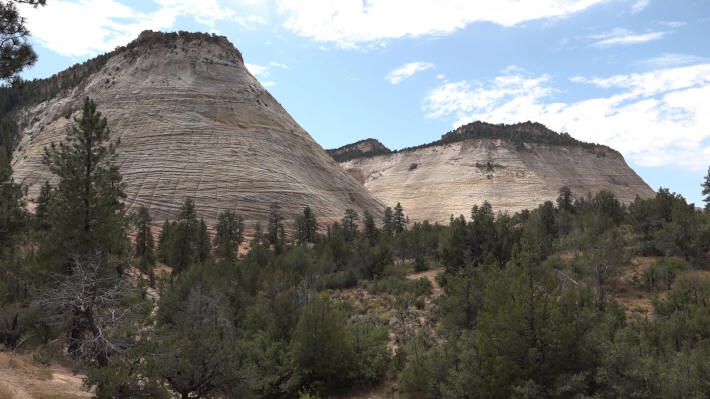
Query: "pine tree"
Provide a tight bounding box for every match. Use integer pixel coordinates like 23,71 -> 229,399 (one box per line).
252,222 -> 263,247
214,209 -> 244,262
295,214 -> 307,246
170,198 -> 198,274
0,1 -> 46,82
303,206 -> 317,243
134,206 -> 155,269
268,202 -> 283,247
197,217 -> 211,263
290,295 -> 353,390
342,208 -> 359,242
393,202 -> 407,236
363,210 -> 377,246
0,152 -> 26,257
702,166 -> 710,213
41,97 -> 127,271
411,222 -> 427,272
157,220 -> 172,264
383,206 -> 394,237
34,180 -> 52,230
556,186 -> 573,212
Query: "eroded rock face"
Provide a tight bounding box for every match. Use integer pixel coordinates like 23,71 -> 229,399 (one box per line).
337,136 -> 655,223
10,31 -> 383,225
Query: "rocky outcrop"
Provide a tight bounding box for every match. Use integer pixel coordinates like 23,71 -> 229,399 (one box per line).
326,138 -> 392,162
335,122 -> 655,223
10,31 -> 383,226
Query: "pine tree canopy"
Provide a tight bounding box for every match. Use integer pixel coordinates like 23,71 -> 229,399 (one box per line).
41,97 -> 127,268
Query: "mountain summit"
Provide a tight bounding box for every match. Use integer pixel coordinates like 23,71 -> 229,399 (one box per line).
9,31 -> 383,224
330,121 -> 654,223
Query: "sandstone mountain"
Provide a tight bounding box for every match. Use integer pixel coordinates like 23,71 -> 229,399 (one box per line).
331,121 -> 655,224
8,31 -> 383,225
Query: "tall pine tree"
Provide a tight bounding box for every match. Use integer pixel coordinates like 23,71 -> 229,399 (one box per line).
197,217 -> 211,263
702,166 -> 710,213
214,209 -> 244,262
382,206 -> 394,237
303,206 -> 317,243
40,97 -> 128,272
34,180 -> 52,230
268,202 -> 283,250
363,210 -> 377,246
0,0 -> 46,82
170,198 -> 198,274
393,202 -> 407,236
342,208 -> 359,242
0,152 -> 26,258
134,206 -> 155,269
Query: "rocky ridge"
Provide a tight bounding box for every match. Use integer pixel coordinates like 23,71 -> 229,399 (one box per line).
326,138 -> 392,162
332,122 -> 655,223
9,30 -> 384,225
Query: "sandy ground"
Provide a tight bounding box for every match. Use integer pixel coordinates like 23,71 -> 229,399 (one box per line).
0,352 -> 90,399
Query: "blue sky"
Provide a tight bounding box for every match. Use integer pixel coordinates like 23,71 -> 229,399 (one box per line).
18,0 -> 710,206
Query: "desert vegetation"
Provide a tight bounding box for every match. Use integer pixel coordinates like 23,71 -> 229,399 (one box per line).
1,99 -> 710,398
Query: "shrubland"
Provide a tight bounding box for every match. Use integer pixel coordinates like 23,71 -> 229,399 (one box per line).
1,99 -> 710,398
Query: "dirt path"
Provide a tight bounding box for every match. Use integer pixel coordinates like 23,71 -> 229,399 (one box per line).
404,267 -> 444,337
0,352 -> 91,399
406,267 -> 443,299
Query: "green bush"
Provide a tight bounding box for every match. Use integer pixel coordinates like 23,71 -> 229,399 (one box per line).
367,276 -> 432,297
643,256 -> 690,291
320,269 -> 358,290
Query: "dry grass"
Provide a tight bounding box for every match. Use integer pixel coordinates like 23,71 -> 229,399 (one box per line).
0,352 -> 91,399
0,352 -> 52,381
32,386 -> 85,399
612,256 -> 660,317
0,381 -> 26,399
612,256 -> 710,318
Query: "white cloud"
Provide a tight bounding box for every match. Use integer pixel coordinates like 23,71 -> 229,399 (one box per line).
245,63 -> 269,77
658,20 -> 686,28
245,61 -> 289,86
423,65 -> 710,171
19,0 -> 243,57
276,0 -> 605,47
631,0 -> 649,13
268,61 -> 289,69
590,28 -> 667,47
235,14 -> 268,28
637,53 -> 705,68
386,62 -> 434,84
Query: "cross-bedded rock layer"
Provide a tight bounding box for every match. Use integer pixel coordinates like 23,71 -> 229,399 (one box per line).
10,31 -> 384,225
336,127 -> 655,223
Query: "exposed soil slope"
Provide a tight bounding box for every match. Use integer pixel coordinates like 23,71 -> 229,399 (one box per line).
0,352 -> 90,399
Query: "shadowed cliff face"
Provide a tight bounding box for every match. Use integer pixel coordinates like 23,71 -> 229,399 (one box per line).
336,134 -> 655,223
10,31 -> 384,225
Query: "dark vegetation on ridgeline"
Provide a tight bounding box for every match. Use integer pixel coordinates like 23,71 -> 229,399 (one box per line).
326,138 -> 393,162
2,98 -> 710,398
327,121 -> 606,163
0,30 -> 242,159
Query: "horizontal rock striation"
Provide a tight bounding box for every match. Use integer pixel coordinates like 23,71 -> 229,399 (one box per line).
10,30 -> 384,226
335,123 -> 655,223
